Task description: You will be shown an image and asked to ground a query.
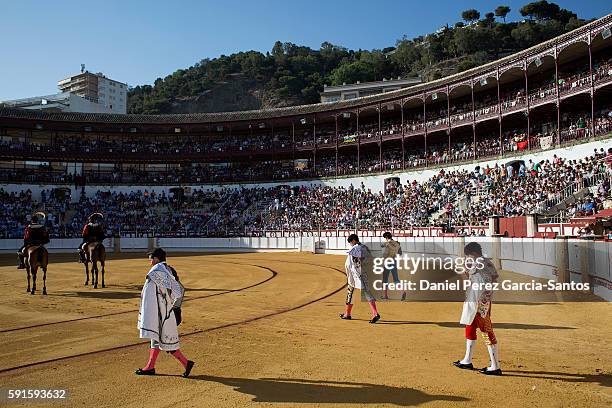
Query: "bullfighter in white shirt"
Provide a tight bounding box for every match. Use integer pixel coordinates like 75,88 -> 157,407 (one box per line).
136,248 -> 195,377
453,242 -> 502,375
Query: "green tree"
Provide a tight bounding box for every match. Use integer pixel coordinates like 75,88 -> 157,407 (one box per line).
520,1 -> 560,21
557,8 -> 578,24
125,1 -> 585,114
495,5 -> 511,22
330,60 -> 377,85
565,17 -> 585,31
511,22 -> 540,48
391,39 -> 422,73
462,9 -> 481,24
454,27 -> 495,55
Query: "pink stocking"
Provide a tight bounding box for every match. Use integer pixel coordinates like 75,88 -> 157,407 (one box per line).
368,300 -> 379,318
343,303 -> 353,317
170,349 -> 188,368
144,348 -> 160,370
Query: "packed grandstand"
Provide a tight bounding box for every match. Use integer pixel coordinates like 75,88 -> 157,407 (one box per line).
1,148 -> 610,238
1,14 -> 611,238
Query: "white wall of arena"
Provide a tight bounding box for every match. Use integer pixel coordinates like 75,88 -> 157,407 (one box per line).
1,235 -> 610,301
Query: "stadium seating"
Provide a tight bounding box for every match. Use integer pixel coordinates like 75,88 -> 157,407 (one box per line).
2,150 -> 610,238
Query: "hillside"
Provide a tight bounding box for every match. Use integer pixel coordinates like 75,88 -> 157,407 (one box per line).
127,1 -> 590,114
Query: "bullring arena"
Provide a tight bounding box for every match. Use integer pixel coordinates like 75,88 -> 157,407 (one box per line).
1,10 -> 612,408
0,249 -> 611,407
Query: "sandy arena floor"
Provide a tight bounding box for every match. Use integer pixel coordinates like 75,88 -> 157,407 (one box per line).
0,252 -> 610,407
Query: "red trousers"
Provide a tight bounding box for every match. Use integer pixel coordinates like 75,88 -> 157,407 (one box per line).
465,310 -> 497,345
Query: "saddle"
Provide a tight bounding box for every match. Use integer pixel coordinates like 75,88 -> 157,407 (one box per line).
26,245 -> 46,264
86,241 -> 103,249
25,244 -> 42,255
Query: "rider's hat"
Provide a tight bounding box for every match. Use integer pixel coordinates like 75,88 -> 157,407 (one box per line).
31,212 -> 46,224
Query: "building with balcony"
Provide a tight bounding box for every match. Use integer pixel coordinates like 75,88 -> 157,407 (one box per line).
0,92 -> 125,114
0,14 -> 610,185
320,77 -> 422,103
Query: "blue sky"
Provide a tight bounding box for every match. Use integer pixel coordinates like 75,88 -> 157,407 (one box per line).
0,0 -> 610,100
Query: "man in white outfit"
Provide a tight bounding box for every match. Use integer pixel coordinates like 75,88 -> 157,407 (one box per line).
380,231 -> 406,300
453,242 -> 502,376
340,234 -> 381,324
136,248 -> 195,377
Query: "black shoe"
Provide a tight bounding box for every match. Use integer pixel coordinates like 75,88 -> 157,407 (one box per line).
479,367 -> 502,376
135,368 -> 156,376
182,360 -> 195,378
453,361 -> 474,370
369,314 -> 381,324
339,314 -> 352,320
17,264 -> 25,269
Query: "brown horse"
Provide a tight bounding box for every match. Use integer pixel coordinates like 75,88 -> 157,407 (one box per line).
84,241 -> 106,288
26,245 -> 48,295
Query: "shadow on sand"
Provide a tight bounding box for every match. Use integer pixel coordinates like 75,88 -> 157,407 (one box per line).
178,375 -> 470,405
48,291 -> 141,300
503,370 -> 611,387
112,283 -> 233,293
377,321 -> 575,330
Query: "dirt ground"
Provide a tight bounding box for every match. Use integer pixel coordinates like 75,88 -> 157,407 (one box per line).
0,252 -> 610,407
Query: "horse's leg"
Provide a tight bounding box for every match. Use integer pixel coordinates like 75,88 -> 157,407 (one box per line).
42,265 -> 47,295
84,261 -> 89,286
26,263 -> 31,293
101,260 -> 106,288
31,265 -> 37,295
93,262 -> 98,289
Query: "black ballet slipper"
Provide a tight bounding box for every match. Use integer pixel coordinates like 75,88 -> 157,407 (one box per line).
182,360 -> 195,378
135,368 -> 156,376
339,314 -> 352,320
369,314 -> 381,324
479,367 -> 503,376
453,361 -> 474,370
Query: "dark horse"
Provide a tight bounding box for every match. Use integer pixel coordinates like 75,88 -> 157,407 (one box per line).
84,241 -> 106,288
26,245 -> 48,295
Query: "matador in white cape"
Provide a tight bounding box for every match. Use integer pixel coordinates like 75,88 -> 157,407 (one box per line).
453,242 -> 502,376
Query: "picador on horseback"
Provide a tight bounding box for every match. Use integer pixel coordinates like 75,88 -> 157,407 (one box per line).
79,213 -> 106,263
18,214 -> 50,269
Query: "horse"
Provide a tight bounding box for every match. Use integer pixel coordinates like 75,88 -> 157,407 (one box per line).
84,241 -> 106,289
26,245 -> 48,295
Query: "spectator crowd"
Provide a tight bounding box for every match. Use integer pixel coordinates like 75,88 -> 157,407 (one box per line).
2,149 -> 610,239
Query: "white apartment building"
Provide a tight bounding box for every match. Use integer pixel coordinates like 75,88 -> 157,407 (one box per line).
58,71 -> 127,114
1,69 -> 127,114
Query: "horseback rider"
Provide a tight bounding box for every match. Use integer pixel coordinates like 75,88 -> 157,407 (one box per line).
18,213 -> 50,269
78,213 -> 107,263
